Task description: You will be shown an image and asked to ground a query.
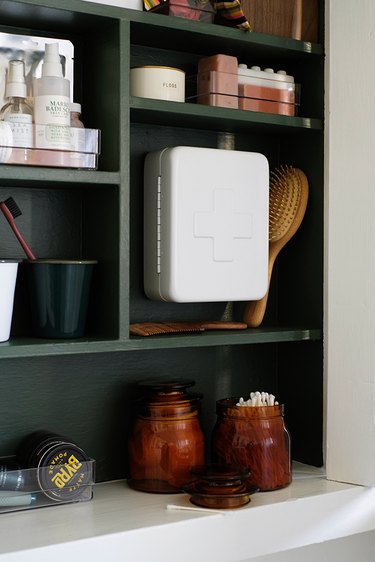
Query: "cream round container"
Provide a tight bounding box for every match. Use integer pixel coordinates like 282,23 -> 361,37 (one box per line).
16,431 -> 91,501
130,66 -> 185,102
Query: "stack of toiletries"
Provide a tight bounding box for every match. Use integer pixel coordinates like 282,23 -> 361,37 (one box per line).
0,43 -> 99,169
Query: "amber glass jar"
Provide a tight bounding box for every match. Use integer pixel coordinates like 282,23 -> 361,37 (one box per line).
128,379 -> 205,493
212,398 -> 291,491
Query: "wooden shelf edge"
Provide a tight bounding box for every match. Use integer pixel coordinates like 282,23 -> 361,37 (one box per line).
0,167 -> 120,186
0,328 -> 321,358
130,97 -> 323,133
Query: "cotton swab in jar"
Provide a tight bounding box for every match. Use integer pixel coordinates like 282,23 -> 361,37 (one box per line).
236,391 -> 279,407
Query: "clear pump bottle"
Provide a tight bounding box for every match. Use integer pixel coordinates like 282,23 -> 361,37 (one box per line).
0,59 -> 33,163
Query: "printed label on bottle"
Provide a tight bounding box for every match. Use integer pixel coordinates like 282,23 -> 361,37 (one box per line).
34,124 -> 71,150
4,114 -> 33,148
34,95 -> 71,126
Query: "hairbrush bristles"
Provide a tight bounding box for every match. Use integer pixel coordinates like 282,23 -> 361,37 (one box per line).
3,196 -> 22,219
269,165 -> 303,242
0,197 -> 36,260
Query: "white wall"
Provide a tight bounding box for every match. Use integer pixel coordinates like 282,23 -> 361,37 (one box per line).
244,530 -> 375,562
325,0 -> 375,486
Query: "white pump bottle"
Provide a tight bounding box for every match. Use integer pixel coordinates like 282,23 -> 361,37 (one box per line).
33,42 -> 71,150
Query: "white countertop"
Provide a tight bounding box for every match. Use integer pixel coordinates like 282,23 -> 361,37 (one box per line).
1,465 -> 375,562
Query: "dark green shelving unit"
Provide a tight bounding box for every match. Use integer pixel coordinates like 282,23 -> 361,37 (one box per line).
0,0 -> 324,482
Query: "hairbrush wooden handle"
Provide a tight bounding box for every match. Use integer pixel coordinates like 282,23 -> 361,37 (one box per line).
243,167 -> 309,328
242,245 -> 279,328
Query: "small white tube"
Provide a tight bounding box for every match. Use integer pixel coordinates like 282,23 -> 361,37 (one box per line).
0,491 -> 36,507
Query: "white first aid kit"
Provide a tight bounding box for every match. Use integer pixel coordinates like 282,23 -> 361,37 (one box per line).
143,146 -> 269,302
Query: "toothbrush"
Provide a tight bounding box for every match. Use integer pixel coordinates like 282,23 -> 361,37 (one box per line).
0,197 -> 36,260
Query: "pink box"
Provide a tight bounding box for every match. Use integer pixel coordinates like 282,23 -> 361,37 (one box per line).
197,70 -> 238,108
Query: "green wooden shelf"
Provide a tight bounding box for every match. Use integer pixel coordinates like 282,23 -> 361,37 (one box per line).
128,10 -> 323,59
0,327 -> 321,358
0,167 -> 120,188
130,96 -> 322,134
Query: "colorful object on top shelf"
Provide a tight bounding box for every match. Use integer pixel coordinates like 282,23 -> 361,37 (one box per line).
145,0 -> 215,22
214,0 -> 251,29
144,0 -> 251,28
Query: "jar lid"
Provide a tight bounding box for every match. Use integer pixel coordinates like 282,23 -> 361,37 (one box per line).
190,463 -> 250,484
139,379 -> 195,393
137,379 -> 202,404
16,431 -> 91,502
37,440 -> 91,501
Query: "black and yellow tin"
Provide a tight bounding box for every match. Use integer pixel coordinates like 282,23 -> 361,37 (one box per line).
16,431 -> 93,501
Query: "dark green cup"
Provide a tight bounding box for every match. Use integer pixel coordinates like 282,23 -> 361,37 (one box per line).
26,259 -> 97,339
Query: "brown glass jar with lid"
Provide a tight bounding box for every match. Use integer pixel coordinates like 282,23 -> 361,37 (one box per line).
128,379 -> 205,493
212,398 -> 291,491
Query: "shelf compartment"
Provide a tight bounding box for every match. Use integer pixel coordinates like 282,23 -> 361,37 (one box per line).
129,11 -> 324,58
0,185 -> 121,344
0,2 -> 122,173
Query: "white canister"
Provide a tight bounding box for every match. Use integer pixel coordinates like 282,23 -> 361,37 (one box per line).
130,66 -> 185,102
0,259 -> 20,342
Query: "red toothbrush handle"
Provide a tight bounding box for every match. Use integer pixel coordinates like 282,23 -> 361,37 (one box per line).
0,202 -> 36,260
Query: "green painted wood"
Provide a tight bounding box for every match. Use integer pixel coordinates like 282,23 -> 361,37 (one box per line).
0,345 -> 280,481
130,97 -> 322,133
0,0 -> 325,479
0,328 -> 321,359
0,169 -> 120,186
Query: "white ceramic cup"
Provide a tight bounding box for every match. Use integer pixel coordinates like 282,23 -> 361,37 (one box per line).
130,66 -> 185,102
0,259 -> 20,342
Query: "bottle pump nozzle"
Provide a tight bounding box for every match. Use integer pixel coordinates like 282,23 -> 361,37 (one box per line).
5,60 -> 27,99
42,43 -> 63,78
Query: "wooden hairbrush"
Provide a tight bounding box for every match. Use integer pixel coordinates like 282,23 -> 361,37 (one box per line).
243,165 -> 309,328
130,321 -> 247,336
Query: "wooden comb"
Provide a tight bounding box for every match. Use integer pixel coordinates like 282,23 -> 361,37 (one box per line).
130,321 -> 247,336
243,165 -> 309,328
